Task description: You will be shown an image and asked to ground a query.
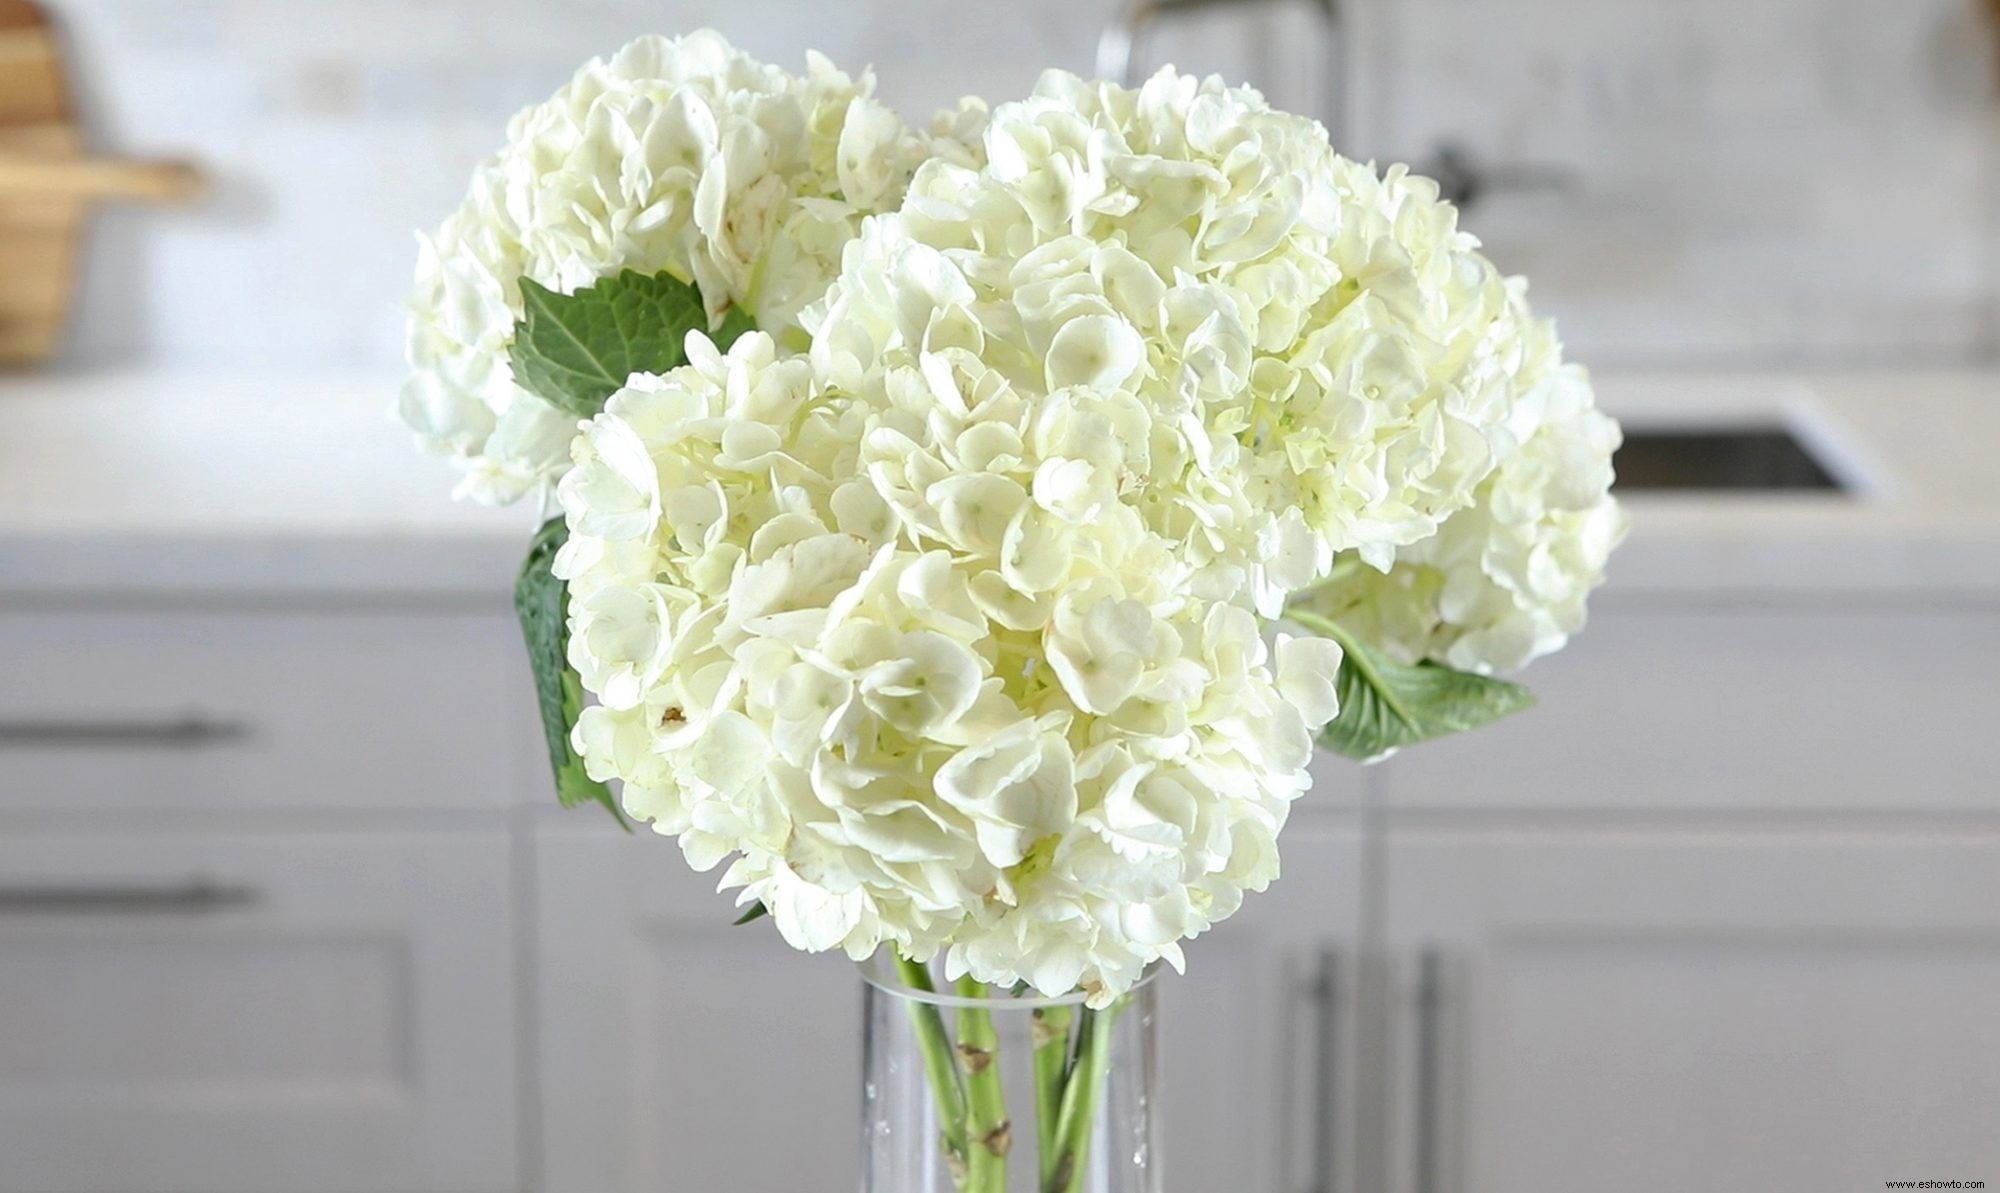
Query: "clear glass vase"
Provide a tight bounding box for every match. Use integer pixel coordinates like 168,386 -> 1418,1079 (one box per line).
860,953 -> 1161,1193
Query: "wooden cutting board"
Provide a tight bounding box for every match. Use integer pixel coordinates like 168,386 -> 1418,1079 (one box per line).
0,0 -> 203,366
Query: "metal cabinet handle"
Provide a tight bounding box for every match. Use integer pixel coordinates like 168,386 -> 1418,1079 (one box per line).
1304,946 -> 1341,1193
0,876 -> 259,914
0,714 -> 249,749
1412,948 -> 1445,1193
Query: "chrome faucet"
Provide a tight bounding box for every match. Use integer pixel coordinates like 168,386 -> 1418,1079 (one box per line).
1096,0 -> 1345,145
1095,0 -> 1576,213
1416,141 -> 1578,211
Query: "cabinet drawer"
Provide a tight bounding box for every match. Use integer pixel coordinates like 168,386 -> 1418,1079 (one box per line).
0,609 -> 528,811
0,831 -> 519,1193
1374,608 -> 2000,811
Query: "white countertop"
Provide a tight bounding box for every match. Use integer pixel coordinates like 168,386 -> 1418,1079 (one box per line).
1595,371 -> 2000,600
0,370 -> 532,598
1,367 -> 1996,600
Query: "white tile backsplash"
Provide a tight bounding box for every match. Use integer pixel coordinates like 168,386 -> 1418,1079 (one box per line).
35,0 -> 2000,372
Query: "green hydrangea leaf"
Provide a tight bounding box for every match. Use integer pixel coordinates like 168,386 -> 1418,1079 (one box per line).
508,269 -> 755,418
1290,611 -> 1536,761
516,517 -> 628,828
732,903 -> 770,926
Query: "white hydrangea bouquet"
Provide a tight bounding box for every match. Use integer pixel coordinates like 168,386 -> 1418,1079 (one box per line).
400,30 -> 1623,1193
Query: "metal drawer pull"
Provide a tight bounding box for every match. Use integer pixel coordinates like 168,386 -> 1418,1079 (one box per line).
0,876 -> 259,914
1413,948 -> 1445,1193
0,714 -> 249,749
1305,946 -> 1340,1193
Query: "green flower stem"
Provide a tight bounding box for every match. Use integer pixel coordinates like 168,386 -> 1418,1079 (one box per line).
1049,1000 -> 1125,1193
1031,1004 -> 1075,1189
896,955 -> 969,1174
955,976 -> 1010,1193
1283,607 -> 1357,655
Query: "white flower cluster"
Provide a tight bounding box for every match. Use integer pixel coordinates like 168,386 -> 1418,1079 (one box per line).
1296,360 -> 1628,673
398,31 -> 983,505
450,51 -> 1631,1003
558,331 -> 1344,1002
809,69 -> 1578,622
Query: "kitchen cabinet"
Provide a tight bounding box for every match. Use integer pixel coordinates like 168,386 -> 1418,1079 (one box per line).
0,830 -> 520,1193
1338,590 -> 2000,1191
1367,831 -> 2000,1193
532,820 -> 863,1193
1158,827 -> 1364,1193
5,595 -> 1997,1193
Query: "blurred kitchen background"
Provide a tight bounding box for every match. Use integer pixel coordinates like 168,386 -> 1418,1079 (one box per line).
2,2 -> 1998,1193
22,0 -> 2000,371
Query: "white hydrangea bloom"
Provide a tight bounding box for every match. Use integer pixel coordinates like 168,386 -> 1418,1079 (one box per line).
1295,356 -> 1627,673
808,67 -> 1551,618
558,329 -> 1344,1004
399,31 -> 985,505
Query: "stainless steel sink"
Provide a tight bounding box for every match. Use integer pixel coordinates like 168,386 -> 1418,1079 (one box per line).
1614,426 -> 1847,492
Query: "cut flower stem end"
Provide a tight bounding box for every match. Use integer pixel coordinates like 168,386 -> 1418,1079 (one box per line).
878,952 -> 1132,1193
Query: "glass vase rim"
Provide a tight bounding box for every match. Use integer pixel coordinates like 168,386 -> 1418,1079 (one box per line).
858,950 -> 1160,1010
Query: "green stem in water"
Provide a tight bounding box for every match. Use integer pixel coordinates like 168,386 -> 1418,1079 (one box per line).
955,976 -> 1010,1193
1048,1000 -> 1126,1193
896,955 -> 969,1173
1031,1004 -> 1075,1189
